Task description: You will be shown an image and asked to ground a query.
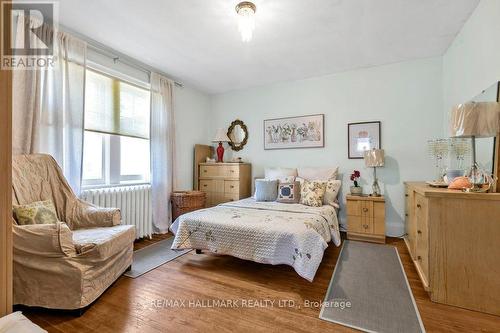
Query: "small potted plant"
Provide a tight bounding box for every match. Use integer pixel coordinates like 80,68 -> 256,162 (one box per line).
350,170 -> 363,196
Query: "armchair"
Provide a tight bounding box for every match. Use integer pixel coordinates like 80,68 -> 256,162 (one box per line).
12,154 -> 135,310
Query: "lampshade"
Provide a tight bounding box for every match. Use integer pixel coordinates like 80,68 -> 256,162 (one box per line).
364,149 -> 385,167
212,128 -> 230,142
450,102 -> 500,138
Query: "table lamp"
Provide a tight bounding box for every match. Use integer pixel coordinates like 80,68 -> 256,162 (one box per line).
450,102 -> 500,192
212,128 -> 230,163
364,148 -> 385,196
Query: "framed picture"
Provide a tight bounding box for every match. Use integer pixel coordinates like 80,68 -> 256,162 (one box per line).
264,114 -> 324,150
348,121 -> 381,159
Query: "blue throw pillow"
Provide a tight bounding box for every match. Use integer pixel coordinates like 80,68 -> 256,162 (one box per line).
255,179 -> 278,202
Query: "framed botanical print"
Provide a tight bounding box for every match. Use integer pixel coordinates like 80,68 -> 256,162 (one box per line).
348,121 -> 381,159
264,114 -> 324,150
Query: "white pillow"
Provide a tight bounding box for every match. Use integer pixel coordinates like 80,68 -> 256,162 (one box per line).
264,167 -> 298,181
296,177 -> 341,207
297,167 -> 339,181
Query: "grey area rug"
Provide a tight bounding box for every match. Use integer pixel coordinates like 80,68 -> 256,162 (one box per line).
319,240 -> 425,333
124,237 -> 191,278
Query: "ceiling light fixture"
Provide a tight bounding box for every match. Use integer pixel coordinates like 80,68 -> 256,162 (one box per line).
235,1 -> 256,42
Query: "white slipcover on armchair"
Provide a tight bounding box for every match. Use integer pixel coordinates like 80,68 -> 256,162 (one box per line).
12,154 -> 135,310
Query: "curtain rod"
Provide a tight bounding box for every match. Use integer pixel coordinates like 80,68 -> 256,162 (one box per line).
60,25 -> 184,88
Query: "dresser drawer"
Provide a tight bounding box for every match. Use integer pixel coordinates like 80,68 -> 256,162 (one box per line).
224,193 -> 240,202
347,199 -> 374,217
361,201 -> 373,218
221,165 -> 239,178
199,180 -> 214,192
415,192 -> 429,285
346,200 -> 361,216
347,215 -> 363,233
200,165 -> 220,177
224,180 -> 239,194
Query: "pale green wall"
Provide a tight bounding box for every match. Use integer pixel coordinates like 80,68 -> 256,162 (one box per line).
174,85 -> 211,191
443,0 -> 500,132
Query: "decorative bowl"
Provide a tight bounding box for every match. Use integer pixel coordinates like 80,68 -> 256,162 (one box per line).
350,186 -> 363,196
446,169 -> 465,183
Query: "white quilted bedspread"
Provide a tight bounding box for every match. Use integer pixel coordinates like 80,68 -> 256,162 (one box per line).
170,198 -> 341,281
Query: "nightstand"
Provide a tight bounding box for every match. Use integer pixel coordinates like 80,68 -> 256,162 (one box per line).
346,195 -> 385,244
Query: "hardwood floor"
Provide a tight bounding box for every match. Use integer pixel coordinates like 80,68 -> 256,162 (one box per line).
134,233 -> 172,251
24,235 -> 500,332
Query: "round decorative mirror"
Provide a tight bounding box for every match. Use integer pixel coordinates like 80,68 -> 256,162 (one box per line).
227,119 -> 248,151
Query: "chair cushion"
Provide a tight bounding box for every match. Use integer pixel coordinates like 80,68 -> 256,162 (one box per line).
72,225 -> 135,258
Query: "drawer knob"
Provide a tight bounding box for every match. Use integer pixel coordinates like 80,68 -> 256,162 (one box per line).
203,170 -> 207,173
363,224 -> 368,229
230,185 -> 234,188
417,204 -> 421,208
405,194 -> 409,197
203,184 -> 207,187
417,230 -> 422,234
363,208 -> 368,213
417,255 -> 422,260
405,213 -> 409,217
230,170 -> 235,173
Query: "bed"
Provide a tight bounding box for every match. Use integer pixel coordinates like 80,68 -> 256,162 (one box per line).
170,198 -> 341,281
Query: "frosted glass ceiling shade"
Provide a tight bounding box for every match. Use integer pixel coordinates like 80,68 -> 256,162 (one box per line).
450,102 -> 500,138
212,128 -> 230,142
364,149 -> 385,167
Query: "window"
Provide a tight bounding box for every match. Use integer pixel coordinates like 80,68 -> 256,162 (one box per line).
82,69 -> 150,187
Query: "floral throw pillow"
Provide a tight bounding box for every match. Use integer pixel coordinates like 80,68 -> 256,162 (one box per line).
324,179 -> 342,207
13,200 -> 59,225
300,180 -> 327,207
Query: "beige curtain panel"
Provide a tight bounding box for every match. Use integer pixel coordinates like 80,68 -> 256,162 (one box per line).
12,15 -> 87,194
150,73 -> 176,232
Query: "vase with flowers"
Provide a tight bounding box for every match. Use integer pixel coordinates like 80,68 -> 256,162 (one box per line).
350,170 -> 363,196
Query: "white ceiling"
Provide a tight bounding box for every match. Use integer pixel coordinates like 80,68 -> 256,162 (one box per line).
58,0 -> 479,94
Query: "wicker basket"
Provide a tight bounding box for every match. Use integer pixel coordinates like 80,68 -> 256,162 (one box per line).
171,191 -> 206,220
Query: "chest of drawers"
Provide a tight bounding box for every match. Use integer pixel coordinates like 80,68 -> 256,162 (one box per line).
198,163 -> 251,207
404,182 -> 500,316
346,195 -> 386,243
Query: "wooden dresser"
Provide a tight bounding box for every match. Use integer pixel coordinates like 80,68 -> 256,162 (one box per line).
404,182 -> 500,316
198,163 -> 251,207
346,195 -> 385,243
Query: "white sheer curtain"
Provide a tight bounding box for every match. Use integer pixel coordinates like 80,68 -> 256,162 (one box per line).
150,73 -> 176,233
13,16 -> 87,195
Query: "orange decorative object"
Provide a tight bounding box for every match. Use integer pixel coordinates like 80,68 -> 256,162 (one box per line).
448,176 -> 472,190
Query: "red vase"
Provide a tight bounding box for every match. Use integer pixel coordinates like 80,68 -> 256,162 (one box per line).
216,142 -> 224,162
